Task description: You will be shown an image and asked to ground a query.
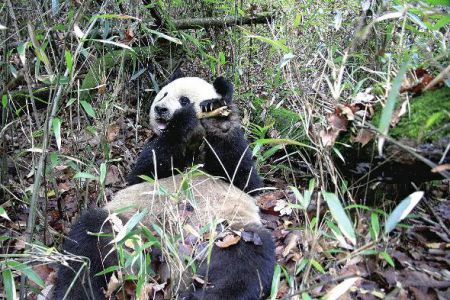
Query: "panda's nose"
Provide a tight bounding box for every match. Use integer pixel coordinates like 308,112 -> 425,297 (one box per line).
155,106 -> 168,116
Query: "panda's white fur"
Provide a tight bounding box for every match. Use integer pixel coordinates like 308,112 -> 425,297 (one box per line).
150,77 -> 221,135
106,174 -> 261,227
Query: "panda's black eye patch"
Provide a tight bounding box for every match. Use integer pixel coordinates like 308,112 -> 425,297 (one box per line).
179,96 -> 190,106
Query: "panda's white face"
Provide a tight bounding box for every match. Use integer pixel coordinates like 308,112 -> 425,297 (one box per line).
150,77 -> 221,135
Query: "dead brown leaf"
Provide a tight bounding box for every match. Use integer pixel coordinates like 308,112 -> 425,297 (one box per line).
431,164 -> 450,173
351,129 -> 375,147
256,190 -> 286,215
106,123 -> 121,142
105,272 -> 121,298
215,234 -> 241,248
98,76 -> 107,95
320,128 -> 340,147
282,230 -> 301,257
329,113 -> 348,131
105,165 -> 121,185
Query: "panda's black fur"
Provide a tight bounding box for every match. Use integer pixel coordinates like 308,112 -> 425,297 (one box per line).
127,77 -> 263,194
54,77 -> 274,300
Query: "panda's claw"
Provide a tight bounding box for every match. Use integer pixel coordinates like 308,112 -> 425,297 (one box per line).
209,103 -> 213,111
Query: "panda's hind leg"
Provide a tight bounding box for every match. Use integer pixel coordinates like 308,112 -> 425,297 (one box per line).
186,224 -> 275,300
54,209 -> 116,300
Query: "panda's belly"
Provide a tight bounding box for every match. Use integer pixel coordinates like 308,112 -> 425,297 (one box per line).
105,174 -> 261,228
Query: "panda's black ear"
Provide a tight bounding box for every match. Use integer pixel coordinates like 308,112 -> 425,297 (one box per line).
169,69 -> 185,82
213,76 -> 233,103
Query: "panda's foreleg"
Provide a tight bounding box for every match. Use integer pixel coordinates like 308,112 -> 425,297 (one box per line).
127,104 -> 204,185
202,126 -> 263,194
186,225 -> 275,300
54,209 -> 116,300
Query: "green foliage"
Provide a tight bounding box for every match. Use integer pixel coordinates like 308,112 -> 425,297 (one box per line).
391,87 -> 450,141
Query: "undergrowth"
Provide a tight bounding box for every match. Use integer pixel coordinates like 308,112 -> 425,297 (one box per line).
1,0 -> 449,299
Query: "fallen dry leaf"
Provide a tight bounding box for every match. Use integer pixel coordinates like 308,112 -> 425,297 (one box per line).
320,128 -> 340,147
105,272 -> 121,298
105,165 -> 121,185
106,123 -> 121,142
351,129 -> 375,147
215,233 -> 241,248
282,230 -> 301,257
431,164 -> 450,173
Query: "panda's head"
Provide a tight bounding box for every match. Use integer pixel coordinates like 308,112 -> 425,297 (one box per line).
150,77 -> 233,135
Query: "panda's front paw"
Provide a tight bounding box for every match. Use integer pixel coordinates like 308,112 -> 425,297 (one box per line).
200,98 -> 227,113
167,104 -> 200,135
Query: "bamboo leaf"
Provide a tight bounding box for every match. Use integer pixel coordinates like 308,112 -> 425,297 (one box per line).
6,261 -> 44,288
269,264 -> 281,300
246,34 -> 290,53
64,50 -> 73,74
17,43 -> 27,65
377,62 -> 408,155
0,207 -> 11,221
80,100 -> 96,118
2,269 -> 16,300
52,118 -> 62,150
100,163 -> 107,185
91,39 -> 134,51
323,277 -> 360,300
323,192 -> 356,246
384,191 -> 424,234
111,209 -> 148,243
148,29 -> 182,45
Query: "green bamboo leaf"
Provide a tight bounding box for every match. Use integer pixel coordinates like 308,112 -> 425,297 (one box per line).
0,206 -> 11,221
17,43 -> 27,65
52,118 -> 62,150
289,186 -> 309,209
148,29 -> 182,45
2,94 -> 7,108
100,163 -> 107,185
2,269 -> 16,300
384,191 -> 424,234
370,212 -> 380,241
64,50 -> 73,73
269,264 -> 281,300
246,34 -> 290,53
80,100 -> 96,118
377,62 -> 409,155
379,251 -> 395,267
111,209 -> 148,243
323,192 -> 356,245
6,261 -> 44,287
95,265 -> 119,276
310,259 -> 325,273
91,39 -> 135,51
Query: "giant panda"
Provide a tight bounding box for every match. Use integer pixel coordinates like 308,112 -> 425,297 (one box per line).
54,77 -> 275,299
127,76 -> 263,194
54,173 -> 275,299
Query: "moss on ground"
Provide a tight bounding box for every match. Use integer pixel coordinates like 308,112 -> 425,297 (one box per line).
374,87 -> 450,142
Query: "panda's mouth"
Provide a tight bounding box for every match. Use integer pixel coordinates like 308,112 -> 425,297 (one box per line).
155,118 -> 168,131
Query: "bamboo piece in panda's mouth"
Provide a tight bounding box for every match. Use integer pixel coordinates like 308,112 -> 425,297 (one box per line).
197,106 -> 231,119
